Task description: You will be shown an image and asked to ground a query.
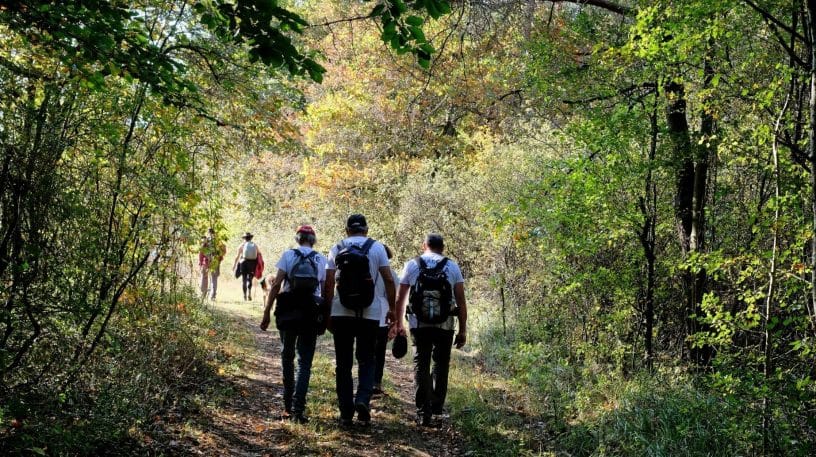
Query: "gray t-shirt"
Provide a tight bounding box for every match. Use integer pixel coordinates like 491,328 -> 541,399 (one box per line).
327,236 -> 390,320
274,246 -> 327,295
400,252 -> 464,330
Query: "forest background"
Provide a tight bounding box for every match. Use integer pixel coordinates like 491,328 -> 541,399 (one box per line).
1,0 -> 815,455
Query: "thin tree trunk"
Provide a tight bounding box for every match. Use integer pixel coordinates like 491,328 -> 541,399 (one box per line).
763,82 -> 789,457
640,94 -> 659,371
808,1 -> 816,337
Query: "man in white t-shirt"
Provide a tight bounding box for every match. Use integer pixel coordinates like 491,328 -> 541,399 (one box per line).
392,233 -> 467,427
374,245 -> 398,395
323,214 -> 396,426
260,225 -> 326,424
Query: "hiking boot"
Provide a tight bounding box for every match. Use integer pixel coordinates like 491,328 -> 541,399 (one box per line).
339,417 -> 354,428
291,414 -> 309,424
417,412 -> 432,427
432,405 -> 446,415
355,402 -> 371,425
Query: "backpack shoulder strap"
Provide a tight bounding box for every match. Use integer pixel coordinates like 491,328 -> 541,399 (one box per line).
416,256 -> 427,270
361,237 -> 375,254
292,248 -> 304,258
433,257 -> 449,272
304,250 -> 318,260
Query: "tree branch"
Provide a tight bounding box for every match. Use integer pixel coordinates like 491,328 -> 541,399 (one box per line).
549,0 -> 633,17
562,82 -> 656,105
307,14 -> 374,28
743,0 -> 808,44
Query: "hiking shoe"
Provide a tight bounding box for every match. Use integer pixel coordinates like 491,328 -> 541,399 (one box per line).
432,405 -> 446,415
417,412 -> 432,427
372,385 -> 384,396
291,414 -> 309,424
339,417 -> 353,428
355,402 -> 371,425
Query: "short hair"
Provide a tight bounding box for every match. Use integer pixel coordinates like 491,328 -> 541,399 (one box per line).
425,233 -> 444,250
295,232 -> 316,246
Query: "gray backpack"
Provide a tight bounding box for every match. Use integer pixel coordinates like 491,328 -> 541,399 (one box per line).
288,250 -> 319,294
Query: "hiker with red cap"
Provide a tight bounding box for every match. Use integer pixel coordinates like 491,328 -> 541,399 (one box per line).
260,225 -> 327,424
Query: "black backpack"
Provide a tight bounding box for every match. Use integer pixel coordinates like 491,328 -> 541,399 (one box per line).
334,238 -> 376,311
409,257 -> 453,324
288,250 -> 319,294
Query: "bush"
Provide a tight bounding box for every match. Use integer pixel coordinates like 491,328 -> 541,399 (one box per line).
0,285 -> 236,456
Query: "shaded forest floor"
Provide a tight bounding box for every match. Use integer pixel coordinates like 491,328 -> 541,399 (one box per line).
149,280 -> 470,456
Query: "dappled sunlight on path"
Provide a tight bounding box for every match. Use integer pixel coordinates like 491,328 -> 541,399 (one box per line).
173,274 -> 465,456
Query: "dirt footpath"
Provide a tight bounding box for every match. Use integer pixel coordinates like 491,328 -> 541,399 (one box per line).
169,295 -> 465,457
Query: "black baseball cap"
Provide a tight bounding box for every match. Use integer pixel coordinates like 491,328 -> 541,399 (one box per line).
346,214 -> 368,230
392,334 -> 407,359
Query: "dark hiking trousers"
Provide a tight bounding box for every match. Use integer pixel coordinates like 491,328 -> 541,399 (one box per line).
279,329 -> 317,415
240,259 -> 257,298
411,327 -> 455,416
331,316 -> 378,420
374,325 -> 388,386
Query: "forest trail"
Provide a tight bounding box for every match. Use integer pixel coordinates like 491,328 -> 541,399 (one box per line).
167,283 -> 465,456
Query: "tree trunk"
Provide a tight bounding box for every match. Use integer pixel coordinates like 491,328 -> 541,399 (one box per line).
665,74 -> 714,365
639,95 -> 659,371
808,1 -> 816,337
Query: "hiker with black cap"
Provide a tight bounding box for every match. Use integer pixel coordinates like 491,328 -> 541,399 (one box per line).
260,225 -> 326,423
391,233 -> 468,427
323,214 -> 396,426
233,232 -> 261,301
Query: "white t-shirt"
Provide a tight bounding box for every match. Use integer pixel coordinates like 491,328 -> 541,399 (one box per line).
377,270 -> 399,327
400,252 -> 464,330
274,246 -> 327,295
327,236 -> 390,320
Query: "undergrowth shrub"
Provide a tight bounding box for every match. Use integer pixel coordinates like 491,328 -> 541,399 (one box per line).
474,321 -> 771,456
0,285 -> 237,456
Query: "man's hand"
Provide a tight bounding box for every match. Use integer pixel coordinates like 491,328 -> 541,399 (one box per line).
454,332 -> 466,349
388,322 -> 406,340
260,311 -> 271,331
385,310 -> 395,326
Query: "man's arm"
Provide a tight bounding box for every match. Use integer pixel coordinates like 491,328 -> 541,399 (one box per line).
260,269 -> 286,331
379,266 -> 396,324
390,283 -> 411,338
453,282 -> 467,348
232,244 -> 243,270
322,268 -> 335,331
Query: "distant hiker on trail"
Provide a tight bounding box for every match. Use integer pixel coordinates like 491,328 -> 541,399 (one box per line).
374,245 -> 398,395
392,233 -> 467,427
323,214 -> 396,427
260,225 -> 326,424
233,232 -> 264,301
199,228 -> 226,300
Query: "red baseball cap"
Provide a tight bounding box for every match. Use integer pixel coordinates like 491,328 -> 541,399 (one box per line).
296,225 -> 316,236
